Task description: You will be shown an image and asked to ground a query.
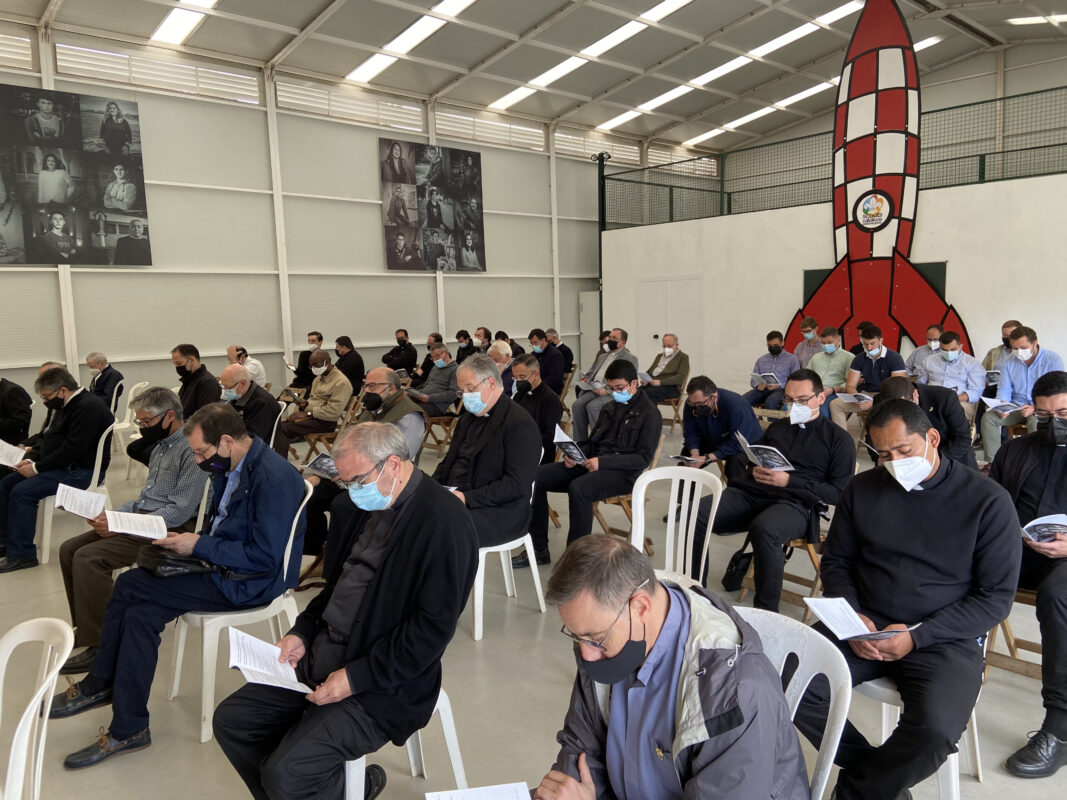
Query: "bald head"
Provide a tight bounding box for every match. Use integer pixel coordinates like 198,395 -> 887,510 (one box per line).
309,349 -> 331,369
220,364 -> 251,398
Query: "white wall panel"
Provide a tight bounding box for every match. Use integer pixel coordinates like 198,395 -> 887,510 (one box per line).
0,271 -> 64,367
284,196 -> 384,271
444,276 -> 553,340
482,214 -> 552,275
558,219 -> 599,276
556,159 -> 598,220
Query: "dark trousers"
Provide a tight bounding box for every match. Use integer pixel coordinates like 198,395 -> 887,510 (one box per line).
529,462 -> 634,552
694,488 -> 807,611
414,399 -> 448,417
642,385 -> 680,402
973,384 -> 997,438
743,387 -> 784,410
273,417 -> 337,456
304,480 -> 344,556
81,569 -> 249,739
60,531 -> 143,648
794,625 -> 984,800
126,436 -> 159,467
1019,546 -> 1067,736
214,683 -> 389,800
0,465 -> 92,560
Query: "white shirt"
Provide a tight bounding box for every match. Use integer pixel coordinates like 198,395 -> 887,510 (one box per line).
243,357 -> 267,387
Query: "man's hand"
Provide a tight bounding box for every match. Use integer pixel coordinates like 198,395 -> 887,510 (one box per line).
563,455 -> 577,469
857,400 -> 873,412
848,614 -> 883,661
958,392 -> 970,403
416,393 -> 430,403
686,452 -> 709,469
451,489 -> 466,504
766,383 -> 780,390
296,400 -> 308,410
752,466 -> 789,487
756,382 -> 767,391
872,626 -> 916,661
157,531 -> 200,555
533,752 -> 596,800
583,457 -> 599,473
89,512 -> 114,538
1020,404 -> 1035,418
277,634 -> 306,667
595,387 -> 609,396
306,667 -> 353,706
14,460 -> 35,477
1026,532 -> 1067,559
306,474 -> 321,487
996,409 -> 1009,419
650,379 -> 660,387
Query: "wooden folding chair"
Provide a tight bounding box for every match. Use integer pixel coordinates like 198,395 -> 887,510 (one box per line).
558,368 -> 575,417
264,382 -> 272,393
739,536 -> 827,622
753,407 -> 789,430
419,399 -> 461,459
302,395 -> 360,465
592,434 -> 666,555
985,589 -> 1041,680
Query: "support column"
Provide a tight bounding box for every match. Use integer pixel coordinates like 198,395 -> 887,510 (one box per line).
263,67 -> 294,371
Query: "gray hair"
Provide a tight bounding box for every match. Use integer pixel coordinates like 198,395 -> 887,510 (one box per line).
86,352 -> 107,365
380,369 -> 402,390
131,386 -> 183,421
545,535 -> 656,609
35,367 -> 78,393
333,421 -> 408,463
545,328 -> 559,338
662,333 -> 678,343
457,354 -> 500,386
488,340 -> 512,359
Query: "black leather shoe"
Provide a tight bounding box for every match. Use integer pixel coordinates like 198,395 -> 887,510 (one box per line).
512,549 -> 550,569
64,726 -> 151,769
1006,730 -> 1067,778
61,647 -> 99,675
364,763 -> 386,800
0,556 -> 38,573
50,678 -> 113,718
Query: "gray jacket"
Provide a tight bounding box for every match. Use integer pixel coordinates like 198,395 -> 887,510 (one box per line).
552,583 -> 810,800
421,360 -> 460,407
582,346 -> 640,383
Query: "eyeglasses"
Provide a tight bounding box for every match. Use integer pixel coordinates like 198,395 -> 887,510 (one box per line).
1034,410 -> 1067,421
782,394 -> 816,405
338,460 -> 384,490
459,376 -> 489,394
560,578 -> 649,651
364,382 -> 390,390
135,412 -> 163,429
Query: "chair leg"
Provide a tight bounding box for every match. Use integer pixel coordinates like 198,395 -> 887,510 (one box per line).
961,710 -> 982,782
435,690 -> 467,789
38,497 -> 55,565
472,551 -> 486,641
168,618 -> 188,700
548,504 -> 561,529
406,730 -> 426,779
524,535 -> 546,614
937,752 -> 961,800
880,703 -> 898,743
344,757 -> 366,800
200,619 -> 221,743
499,551 -> 516,598
592,503 -> 611,535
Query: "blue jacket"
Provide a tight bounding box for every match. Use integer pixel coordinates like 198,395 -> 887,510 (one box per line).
682,388 -> 763,459
192,436 -> 306,606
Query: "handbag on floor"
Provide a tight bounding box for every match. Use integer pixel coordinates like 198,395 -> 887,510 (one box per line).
721,534 -> 753,592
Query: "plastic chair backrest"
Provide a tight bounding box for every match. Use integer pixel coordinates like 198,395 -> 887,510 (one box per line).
108,380 -> 125,415
122,381 -> 149,425
733,606 -> 851,800
281,481 -> 314,583
630,466 -> 723,576
0,618 -> 74,800
193,479 -> 212,533
88,422 -> 117,489
268,401 -> 288,448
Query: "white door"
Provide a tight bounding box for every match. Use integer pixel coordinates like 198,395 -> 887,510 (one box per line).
578,290 -> 601,374
636,277 -> 704,380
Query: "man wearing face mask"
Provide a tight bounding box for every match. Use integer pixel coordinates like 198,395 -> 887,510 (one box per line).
534,535 -> 809,800
990,371 -> 1067,778
57,388 -> 208,674
511,355 -> 563,471
743,330 -> 800,410
433,355 -> 541,548
808,327 -> 853,418
529,327 -> 565,395
794,399 -> 1020,800
0,375 -> 32,446
983,325 -> 1064,463
904,323 -> 944,376
474,326 -> 493,355
916,330 -> 985,422
488,339 -> 515,395
527,361 -> 660,565
975,320 -> 1022,447
572,328 -> 639,441
273,350 -> 352,457
381,328 -> 417,375
408,343 -> 460,416
220,364 -> 279,443
410,332 -> 443,389
171,343 -> 221,419
830,325 -> 906,436
52,403 -> 305,768
0,367 -> 114,573
679,376 -> 763,473
213,422 -> 477,800
332,336 -> 364,397
639,333 -> 689,403
287,331 -> 323,391
693,370 -> 855,609
876,377 -> 978,470
546,328 -> 573,374
453,329 -> 475,364
793,316 -> 821,367
85,352 -> 123,411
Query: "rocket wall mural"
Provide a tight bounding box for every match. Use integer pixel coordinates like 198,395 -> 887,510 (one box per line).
784,0 -> 972,354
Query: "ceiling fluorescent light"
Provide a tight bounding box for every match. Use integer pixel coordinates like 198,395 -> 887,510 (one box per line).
488,86 -> 537,110
432,0 -> 477,15
723,106 -> 776,129
749,23 -> 819,58
816,1 -> 864,26
641,0 -> 693,23
181,0 -> 219,7
597,110 -> 642,131
638,85 -> 693,111
913,36 -> 941,51
581,21 -> 647,57
683,128 -> 725,147
385,16 -> 446,54
1052,14 -> 1067,22
1006,16 -> 1046,25
346,53 -> 398,83
150,8 -> 207,44
692,56 -> 751,85
530,56 -> 587,87
776,81 -> 835,108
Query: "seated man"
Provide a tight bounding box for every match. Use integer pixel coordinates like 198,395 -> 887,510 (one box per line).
743,330 -> 799,410
990,371 -> 1067,779
410,332 -> 443,388
85,352 -> 123,410
571,328 -> 639,441
433,355 -> 540,548
0,375 -> 32,445
917,330 -> 985,422
51,403 -> 306,768
794,399 -> 1020,800
982,325 -> 1064,463
877,376 -> 978,469
533,535 -> 809,800
0,367 -> 113,573
58,388 -> 208,674
640,333 -> 690,403
496,330 -> 526,358
474,326 -> 493,355
829,325 -> 906,435
333,336 -> 365,396
221,364 -> 279,443
904,323 -> 944,375
527,361 -> 661,565
793,316 -> 821,367
807,326 -> 854,417
381,328 -> 417,375
695,370 -> 855,609
512,355 -> 563,466
529,327 -> 564,395
680,376 -> 763,474
227,345 -> 267,387
272,349 -> 352,457
287,331 -> 322,391
214,422 -> 478,800
454,329 -> 475,364
976,319 -> 1022,445
546,328 -> 574,374
408,343 -> 459,417
16,361 -> 64,452
488,339 -> 515,395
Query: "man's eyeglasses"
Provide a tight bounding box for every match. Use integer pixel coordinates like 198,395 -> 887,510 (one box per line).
560,579 -> 649,651
338,460 -> 384,490
135,413 -> 163,429
1034,410 -> 1067,422
782,394 -> 816,405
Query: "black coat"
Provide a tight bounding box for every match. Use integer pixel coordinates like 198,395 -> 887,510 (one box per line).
433,395 -> 541,546
292,350 -> 314,389
515,382 -> 564,465
178,364 -> 221,418
88,364 -> 123,410
290,474 -> 477,744
0,378 -> 32,445
336,350 -> 365,395
583,390 -> 663,481
382,342 -> 417,374
557,342 -> 575,374
231,384 -> 280,443
989,431 -> 1047,514
914,383 -> 977,470
535,342 -> 566,395
35,390 -> 114,476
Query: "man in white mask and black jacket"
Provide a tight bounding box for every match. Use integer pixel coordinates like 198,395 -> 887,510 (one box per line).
794,398 -> 1021,800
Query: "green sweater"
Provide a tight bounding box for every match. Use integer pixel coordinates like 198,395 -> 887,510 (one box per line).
646,351 -> 690,388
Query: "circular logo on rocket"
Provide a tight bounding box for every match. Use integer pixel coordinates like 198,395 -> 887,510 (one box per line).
853,189 -> 894,232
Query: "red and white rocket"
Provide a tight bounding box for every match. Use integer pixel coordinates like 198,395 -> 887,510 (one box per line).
785,0 -> 971,353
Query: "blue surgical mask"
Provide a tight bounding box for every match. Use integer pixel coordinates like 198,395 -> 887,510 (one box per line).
866,345 -> 882,358
434,358 -> 447,369
823,343 -> 837,354
612,389 -> 632,404
220,387 -> 238,402
532,345 -> 543,354
463,391 -> 487,415
803,330 -> 815,340
347,465 -> 397,511
941,349 -> 960,363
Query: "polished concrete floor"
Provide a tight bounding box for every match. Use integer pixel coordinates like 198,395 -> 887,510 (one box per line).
0,422 -> 1057,799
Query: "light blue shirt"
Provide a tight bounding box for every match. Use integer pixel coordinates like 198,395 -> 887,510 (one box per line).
917,351 -> 986,399
750,351 -> 800,389
606,585 -> 691,800
998,346 -> 1064,405
208,452 -> 247,536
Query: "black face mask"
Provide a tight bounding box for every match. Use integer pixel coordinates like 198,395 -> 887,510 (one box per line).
197,447 -> 232,474
175,364 -> 189,378
1002,337 -> 1011,348
426,343 -> 433,351
768,344 -> 783,356
1037,417 -> 1067,446
606,340 -> 619,351
44,395 -> 64,411
514,380 -> 532,396
580,610 -> 646,685
396,338 -> 407,346
139,415 -> 169,444
691,404 -> 711,418
362,392 -> 383,411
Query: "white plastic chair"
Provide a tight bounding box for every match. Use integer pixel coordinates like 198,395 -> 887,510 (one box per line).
0,618 -> 74,800
268,401 -> 288,449
630,466 -> 724,578
108,379 -> 125,416
167,480 -> 313,742
734,606 -> 851,800
112,380 -> 148,455
344,688 -> 466,799
36,422 -> 116,565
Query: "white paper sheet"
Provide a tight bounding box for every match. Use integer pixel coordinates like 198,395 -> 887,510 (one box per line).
553,424 -> 586,464
228,628 -> 312,693
0,440 -> 26,468
425,784 -> 529,800
104,510 -> 167,539
55,483 -> 107,519
804,597 -> 920,641
980,396 -> 1021,412
1023,514 -> 1067,543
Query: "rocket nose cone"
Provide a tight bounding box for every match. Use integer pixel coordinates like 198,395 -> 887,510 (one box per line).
845,0 -> 913,63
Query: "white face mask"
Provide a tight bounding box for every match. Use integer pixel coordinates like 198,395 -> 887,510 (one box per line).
602,343 -> 610,353
472,338 -> 483,348
663,347 -> 674,357
89,367 -> 101,377
308,343 -> 319,351
927,340 -> 940,350
884,437 -> 933,492
311,365 -> 327,376
1015,348 -> 1033,361
788,402 -> 813,425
